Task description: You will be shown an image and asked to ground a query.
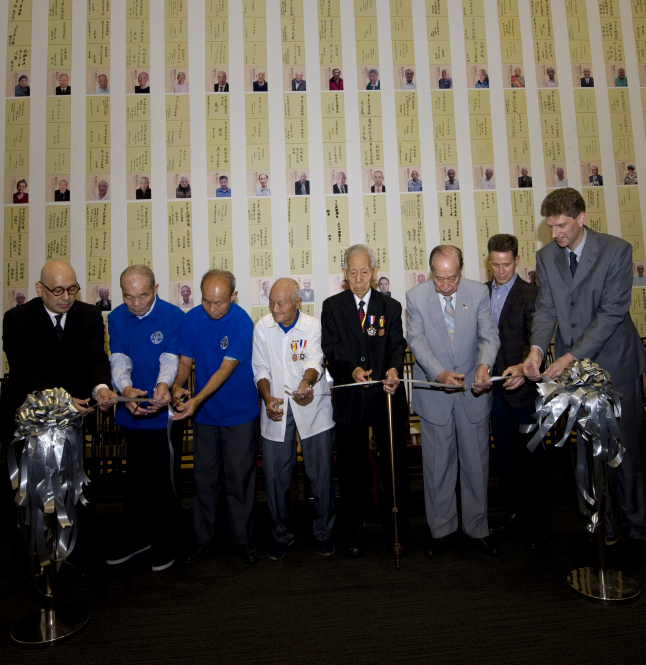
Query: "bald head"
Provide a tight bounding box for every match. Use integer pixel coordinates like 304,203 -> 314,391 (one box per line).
36,261 -> 79,313
40,261 -> 76,285
269,278 -> 301,326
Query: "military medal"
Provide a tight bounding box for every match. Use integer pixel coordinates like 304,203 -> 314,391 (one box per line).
378,315 -> 385,336
299,340 -> 307,360
291,341 -> 298,362
367,316 -> 377,337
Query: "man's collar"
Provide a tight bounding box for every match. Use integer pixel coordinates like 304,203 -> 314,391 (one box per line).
565,226 -> 588,258
126,295 -> 159,319
353,289 -> 372,308
493,273 -> 518,290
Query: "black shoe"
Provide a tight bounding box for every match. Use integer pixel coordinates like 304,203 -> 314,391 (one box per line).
267,539 -> 294,561
316,537 -> 336,557
425,536 -> 449,558
106,542 -> 151,565
152,548 -> 175,572
473,536 -> 500,557
239,544 -> 260,564
182,544 -> 212,565
489,513 -> 517,534
344,529 -> 366,558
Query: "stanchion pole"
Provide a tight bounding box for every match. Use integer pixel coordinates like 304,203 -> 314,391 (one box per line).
386,392 -> 403,569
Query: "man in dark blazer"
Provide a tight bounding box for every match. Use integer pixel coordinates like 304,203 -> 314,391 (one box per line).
55,73 -> 71,95
581,68 -> 594,87
54,179 -> 70,201
523,188 -> 646,544
518,168 -> 532,188
1,261 -> 115,567
589,166 -> 603,186
321,244 -> 409,557
486,235 -> 551,549
294,172 -> 310,195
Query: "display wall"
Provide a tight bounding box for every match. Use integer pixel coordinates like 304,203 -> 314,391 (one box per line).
3,0 -> 646,356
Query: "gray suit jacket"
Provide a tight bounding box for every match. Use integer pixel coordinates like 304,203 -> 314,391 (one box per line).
406,279 -> 500,426
531,227 -> 646,384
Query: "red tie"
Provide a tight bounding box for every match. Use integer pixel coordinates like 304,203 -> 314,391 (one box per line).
358,300 -> 366,330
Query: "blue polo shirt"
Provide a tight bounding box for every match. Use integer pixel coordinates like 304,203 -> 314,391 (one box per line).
178,302 -> 259,427
108,297 -> 184,430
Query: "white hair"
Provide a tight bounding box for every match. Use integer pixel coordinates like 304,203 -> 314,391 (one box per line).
343,244 -> 377,270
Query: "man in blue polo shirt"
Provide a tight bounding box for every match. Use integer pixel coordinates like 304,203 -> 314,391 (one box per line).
172,269 -> 260,565
105,265 -> 184,572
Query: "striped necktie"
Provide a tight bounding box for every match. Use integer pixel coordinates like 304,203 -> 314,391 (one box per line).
444,296 -> 454,345
358,300 -> 366,330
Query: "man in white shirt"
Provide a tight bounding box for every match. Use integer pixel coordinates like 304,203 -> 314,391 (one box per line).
256,173 -> 271,196
95,180 -> 110,201
482,168 -> 496,189
544,67 -> 558,88
403,69 -> 417,90
95,74 -> 110,94
554,167 -> 568,188
253,278 -> 335,560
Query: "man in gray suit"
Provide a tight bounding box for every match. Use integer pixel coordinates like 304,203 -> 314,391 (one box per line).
523,188 -> 646,544
407,245 -> 501,558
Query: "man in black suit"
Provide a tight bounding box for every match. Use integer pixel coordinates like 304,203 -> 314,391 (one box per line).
486,235 -> 551,549
589,165 -> 603,186
1,261 -> 115,566
321,244 -> 409,557
581,68 -> 594,87
518,168 -> 532,188
295,172 -> 310,195
291,71 -> 306,91
214,70 -> 229,92
54,179 -> 70,201
332,171 -> 347,194
55,73 -> 71,95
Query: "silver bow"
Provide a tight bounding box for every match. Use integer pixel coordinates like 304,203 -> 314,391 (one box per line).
7,388 -> 89,572
522,359 -> 622,533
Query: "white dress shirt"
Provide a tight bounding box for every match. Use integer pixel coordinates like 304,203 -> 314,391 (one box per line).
252,312 -> 333,442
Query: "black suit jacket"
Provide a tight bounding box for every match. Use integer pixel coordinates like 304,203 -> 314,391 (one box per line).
55,86 -> 71,95
136,187 -> 151,199
332,184 -> 347,193
55,189 -> 70,201
214,83 -> 229,92
518,176 -> 532,187
291,79 -> 306,91
321,288 -> 407,424
294,180 -> 310,195
486,277 -> 537,408
589,174 -> 603,185
0,298 -> 111,441
581,77 -> 594,87
371,185 -> 385,192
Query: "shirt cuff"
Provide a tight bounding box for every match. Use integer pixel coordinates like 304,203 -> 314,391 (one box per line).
92,384 -> 110,400
530,345 -> 544,357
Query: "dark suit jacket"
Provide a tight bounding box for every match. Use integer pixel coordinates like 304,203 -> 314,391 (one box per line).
291,79 -> 306,91
54,189 -> 70,201
135,86 -> 149,94
214,83 -> 229,92
136,188 -> 151,199
371,185 -> 386,192
518,176 -> 532,187
321,288 -> 407,424
332,184 -> 348,193
55,86 -> 71,95
589,174 -> 603,185
486,277 -> 537,408
253,81 -> 268,91
0,298 -> 111,443
295,180 -> 310,195
581,77 -> 594,87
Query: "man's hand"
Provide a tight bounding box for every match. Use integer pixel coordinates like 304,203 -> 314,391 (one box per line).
96,386 -> 118,412
264,396 -> 285,421
292,380 -> 314,402
172,395 -> 201,421
171,383 -> 190,405
383,368 -> 400,395
544,352 -> 575,380
436,370 -> 465,390
147,382 -> 172,413
73,397 -> 90,412
503,364 -> 526,390
522,347 -> 543,382
122,385 -> 152,416
472,365 -> 493,394
352,366 -> 373,387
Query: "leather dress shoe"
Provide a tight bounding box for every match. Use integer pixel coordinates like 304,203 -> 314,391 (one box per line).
425,536 -> 449,558
473,536 -> 500,557
239,544 -> 260,564
489,513 -> 517,534
182,544 -> 212,565
345,530 -> 366,558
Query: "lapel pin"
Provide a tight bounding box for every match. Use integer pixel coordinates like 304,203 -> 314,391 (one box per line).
463,304 -> 467,310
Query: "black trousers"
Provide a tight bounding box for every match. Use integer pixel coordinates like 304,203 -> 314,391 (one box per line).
335,394 -> 410,543
490,385 -> 552,531
124,428 -> 179,551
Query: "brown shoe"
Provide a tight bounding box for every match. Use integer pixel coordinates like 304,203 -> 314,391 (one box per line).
489,513 -> 517,534
473,536 -> 500,557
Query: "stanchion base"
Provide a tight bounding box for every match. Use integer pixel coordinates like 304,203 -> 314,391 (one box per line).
567,567 -> 641,604
11,605 -> 89,648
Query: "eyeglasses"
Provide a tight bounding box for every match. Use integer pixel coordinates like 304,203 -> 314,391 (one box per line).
38,282 -> 80,296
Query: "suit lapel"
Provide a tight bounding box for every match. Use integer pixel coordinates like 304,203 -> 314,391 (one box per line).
498,276 -> 523,326
572,227 -> 598,290
341,290 -> 365,344
452,283 -> 470,354
35,298 -> 63,346
428,288 -> 454,357
553,244 -> 572,287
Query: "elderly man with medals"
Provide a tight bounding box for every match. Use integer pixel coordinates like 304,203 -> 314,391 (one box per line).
321,244 -> 410,557
252,279 -> 336,560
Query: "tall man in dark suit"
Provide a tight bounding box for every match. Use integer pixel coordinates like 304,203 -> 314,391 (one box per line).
523,188 -> 646,544
518,168 -> 532,188
321,244 -> 409,557
1,261 -> 115,564
486,235 -> 551,549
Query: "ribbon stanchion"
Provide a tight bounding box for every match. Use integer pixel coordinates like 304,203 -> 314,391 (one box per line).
8,388 -> 91,646
522,359 -> 641,604
386,392 -> 403,569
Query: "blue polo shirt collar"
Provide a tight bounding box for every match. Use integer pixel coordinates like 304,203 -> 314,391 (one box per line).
125,295 -> 159,320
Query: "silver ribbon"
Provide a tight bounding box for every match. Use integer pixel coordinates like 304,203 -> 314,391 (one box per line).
521,359 -> 623,533
6,388 -> 89,573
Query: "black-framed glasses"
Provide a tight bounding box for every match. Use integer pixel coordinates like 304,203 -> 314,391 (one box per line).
38,282 -> 80,296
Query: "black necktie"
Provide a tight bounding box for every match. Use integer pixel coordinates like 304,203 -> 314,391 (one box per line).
569,252 -> 578,277
54,313 -> 64,341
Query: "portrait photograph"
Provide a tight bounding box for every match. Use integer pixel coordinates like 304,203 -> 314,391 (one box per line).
581,163 -> 603,188
510,163 -> 532,189
3,288 -> 27,314
87,70 -> 110,95
248,171 -> 272,198
47,70 -> 71,96
358,66 -> 381,91
6,71 -> 30,98
4,177 -> 29,205
169,281 -> 195,311
606,63 -> 628,87
166,68 -> 189,94
430,65 -> 451,90
288,169 -> 311,196
169,173 -> 192,199
325,168 -> 348,195
393,65 -> 416,91
404,270 -> 427,292
87,175 -> 111,202
126,173 -> 152,200
536,64 -> 558,88
283,66 -> 306,92
474,165 -> 496,191
245,67 -> 268,93
503,64 -> 525,89
399,166 -> 423,193
45,175 -> 71,203
207,67 -> 230,93
362,168 -> 386,194
321,65 -> 343,91
436,165 -> 460,192
572,64 -> 594,88
207,171 -> 231,198
250,278 -> 273,306
545,163 -> 567,190
127,69 -> 150,94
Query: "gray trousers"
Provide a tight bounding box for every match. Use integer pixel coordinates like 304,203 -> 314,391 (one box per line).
420,397 -> 490,539
262,402 -> 335,543
192,418 -> 259,546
